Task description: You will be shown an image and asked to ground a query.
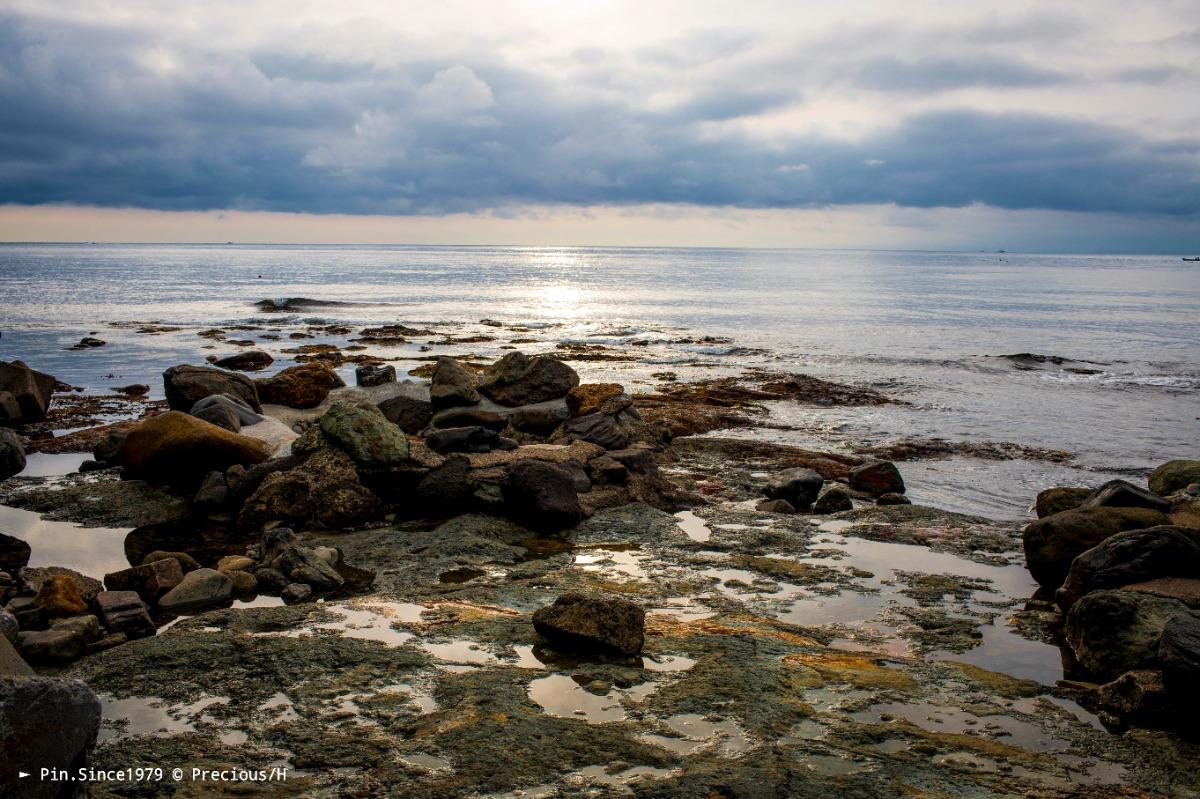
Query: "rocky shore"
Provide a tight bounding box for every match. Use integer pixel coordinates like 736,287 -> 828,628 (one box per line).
2,342 -> 1199,798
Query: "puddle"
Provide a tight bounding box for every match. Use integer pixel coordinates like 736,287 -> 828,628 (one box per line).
802,753 -> 875,776
259,692 -> 299,721
641,654 -> 696,672
574,549 -> 650,580
0,503 -> 130,579
641,713 -> 754,756
99,694 -> 228,743
280,600 -> 425,645
852,701 -> 1072,752
399,753 -> 452,771
422,639 -> 498,665
674,510 -> 711,542
17,452 -> 89,477
527,674 -> 657,723
378,683 -> 439,715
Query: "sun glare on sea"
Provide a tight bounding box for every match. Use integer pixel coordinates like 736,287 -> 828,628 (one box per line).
534,283 -> 586,318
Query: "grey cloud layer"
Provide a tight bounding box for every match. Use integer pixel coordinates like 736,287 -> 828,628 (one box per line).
1,10 -> 1197,217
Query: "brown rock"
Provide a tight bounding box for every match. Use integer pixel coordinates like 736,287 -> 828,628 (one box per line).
120,411 -> 272,487
256,362 -> 345,408
567,383 -> 625,418
848,460 -> 905,496
1034,486 -> 1090,518
103,558 -> 184,602
33,574 -> 88,618
0,359 -> 56,424
1023,506 -> 1171,589
480,352 -> 579,406
532,592 -> 645,656
163,364 -> 261,412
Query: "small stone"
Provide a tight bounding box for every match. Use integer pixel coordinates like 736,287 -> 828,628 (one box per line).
812,487 -> 854,514
33,574 -> 88,619
157,568 -> 233,613
281,583 -> 312,604
356,363 -> 397,387
226,570 -> 258,593
217,555 -> 255,573
142,551 -> 201,574
214,349 -> 273,371
762,468 -> 823,510
755,498 -> 797,514
430,356 -> 480,409
94,591 -> 155,639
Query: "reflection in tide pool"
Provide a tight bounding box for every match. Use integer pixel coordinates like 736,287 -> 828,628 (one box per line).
0,503 -> 130,578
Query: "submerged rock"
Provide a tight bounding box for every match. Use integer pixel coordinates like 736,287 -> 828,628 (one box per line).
430,356 -> 481,408
0,428 -> 25,481
0,359 -> 56,424
532,592 -> 645,656
163,363 -> 261,413
1149,460 -> 1200,497
762,467 -> 824,510
257,362 -> 344,408
1022,506 -> 1170,589
1064,589 -> 1189,680
0,676 -> 101,792
480,352 -> 579,407
120,411 -> 273,488
1034,486 -> 1091,518
849,460 -> 905,496
1057,526 -> 1200,610
319,400 -> 410,467
1081,479 -> 1171,513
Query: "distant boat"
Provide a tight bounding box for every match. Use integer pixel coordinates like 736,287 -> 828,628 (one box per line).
1184,257 -> 1200,261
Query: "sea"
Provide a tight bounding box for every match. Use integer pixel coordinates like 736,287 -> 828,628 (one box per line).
1,243 -> 1197,520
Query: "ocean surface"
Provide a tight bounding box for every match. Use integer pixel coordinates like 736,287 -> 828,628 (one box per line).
1,243 -> 1197,519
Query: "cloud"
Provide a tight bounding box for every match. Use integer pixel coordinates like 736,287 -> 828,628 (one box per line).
0,5 -> 1197,223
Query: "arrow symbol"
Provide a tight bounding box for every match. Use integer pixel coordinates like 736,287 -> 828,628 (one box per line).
19,772 -> 30,778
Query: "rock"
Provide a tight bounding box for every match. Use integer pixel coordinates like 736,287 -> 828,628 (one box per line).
377,394 -> 434,434
0,636 -> 32,677
1022,506 -> 1170,589
1035,487 -> 1091,518
214,350 -> 274,371
256,362 -> 344,408
849,460 -> 905,496
1149,460 -> 1200,497
93,426 -> 131,464
415,456 -> 475,513
193,470 -> 230,511
319,400 -> 409,467
0,676 -> 101,788
563,413 -> 630,450
238,470 -> 312,531
1064,590 -> 1189,680
33,574 -> 88,619
5,597 -> 43,631
281,583 -> 312,603
567,383 -> 626,418
0,532 -> 31,575
1095,670 -> 1171,726
877,492 -> 911,506
480,352 -> 579,407
606,446 -> 657,475
218,555 -> 255,573
142,551 -> 202,574
588,455 -> 628,485
356,363 -> 396,387
20,567 -> 102,605
158,568 -> 233,613
756,498 -> 797,514
813,487 -> 854,514
113,383 -> 149,397
532,592 -> 645,656
433,406 -> 507,431
120,411 -> 272,488
1081,479 -> 1171,513
0,428 -> 25,481
0,359 -> 56,424
259,528 -> 343,592
426,426 -> 505,454
0,608 -> 16,646
430,356 -> 480,409
163,364 -> 261,413
192,401 -> 240,432
104,558 -> 184,603
1121,577 -> 1200,608
762,467 -> 824,510
509,404 -> 568,434
1057,526 -> 1200,610
253,567 -> 288,592
226,569 -> 257,593
69,336 -> 106,349
192,393 -> 263,426
502,459 -> 584,531
1158,612 -> 1200,707
94,591 -> 155,639
19,616 -> 101,664
311,474 -> 380,530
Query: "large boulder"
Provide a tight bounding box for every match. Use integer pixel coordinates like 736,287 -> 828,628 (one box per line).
377,395 -> 434,434
238,470 -> 312,531
1034,487 -> 1090,518
0,359 -> 56,424
480,353 -> 579,407
0,676 -> 101,792
191,394 -> 263,426
1149,460 -> 1200,497
563,413 -> 630,450
214,350 -> 273,371
532,592 -> 645,656
430,356 -> 481,409
319,400 -> 409,467
415,456 -> 475,513
0,532 -> 32,575
120,411 -> 273,487
1057,526 -> 1200,610
256,362 -> 345,408
1159,612 -> 1200,707
158,568 -> 233,613
502,459 -> 584,531
1081,479 -> 1171,513
1064,589 -> 1189,680
849,460 -> 905,496
163,364 -> 261,412
762,467 -> 824,510
1022,506 -> 1170,589
0,428 -> 25,481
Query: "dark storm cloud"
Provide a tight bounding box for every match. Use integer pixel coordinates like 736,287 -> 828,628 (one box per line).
0,9 -> 1197,217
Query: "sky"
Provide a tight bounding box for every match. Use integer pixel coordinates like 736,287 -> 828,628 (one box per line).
1,0 -> 1198,251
